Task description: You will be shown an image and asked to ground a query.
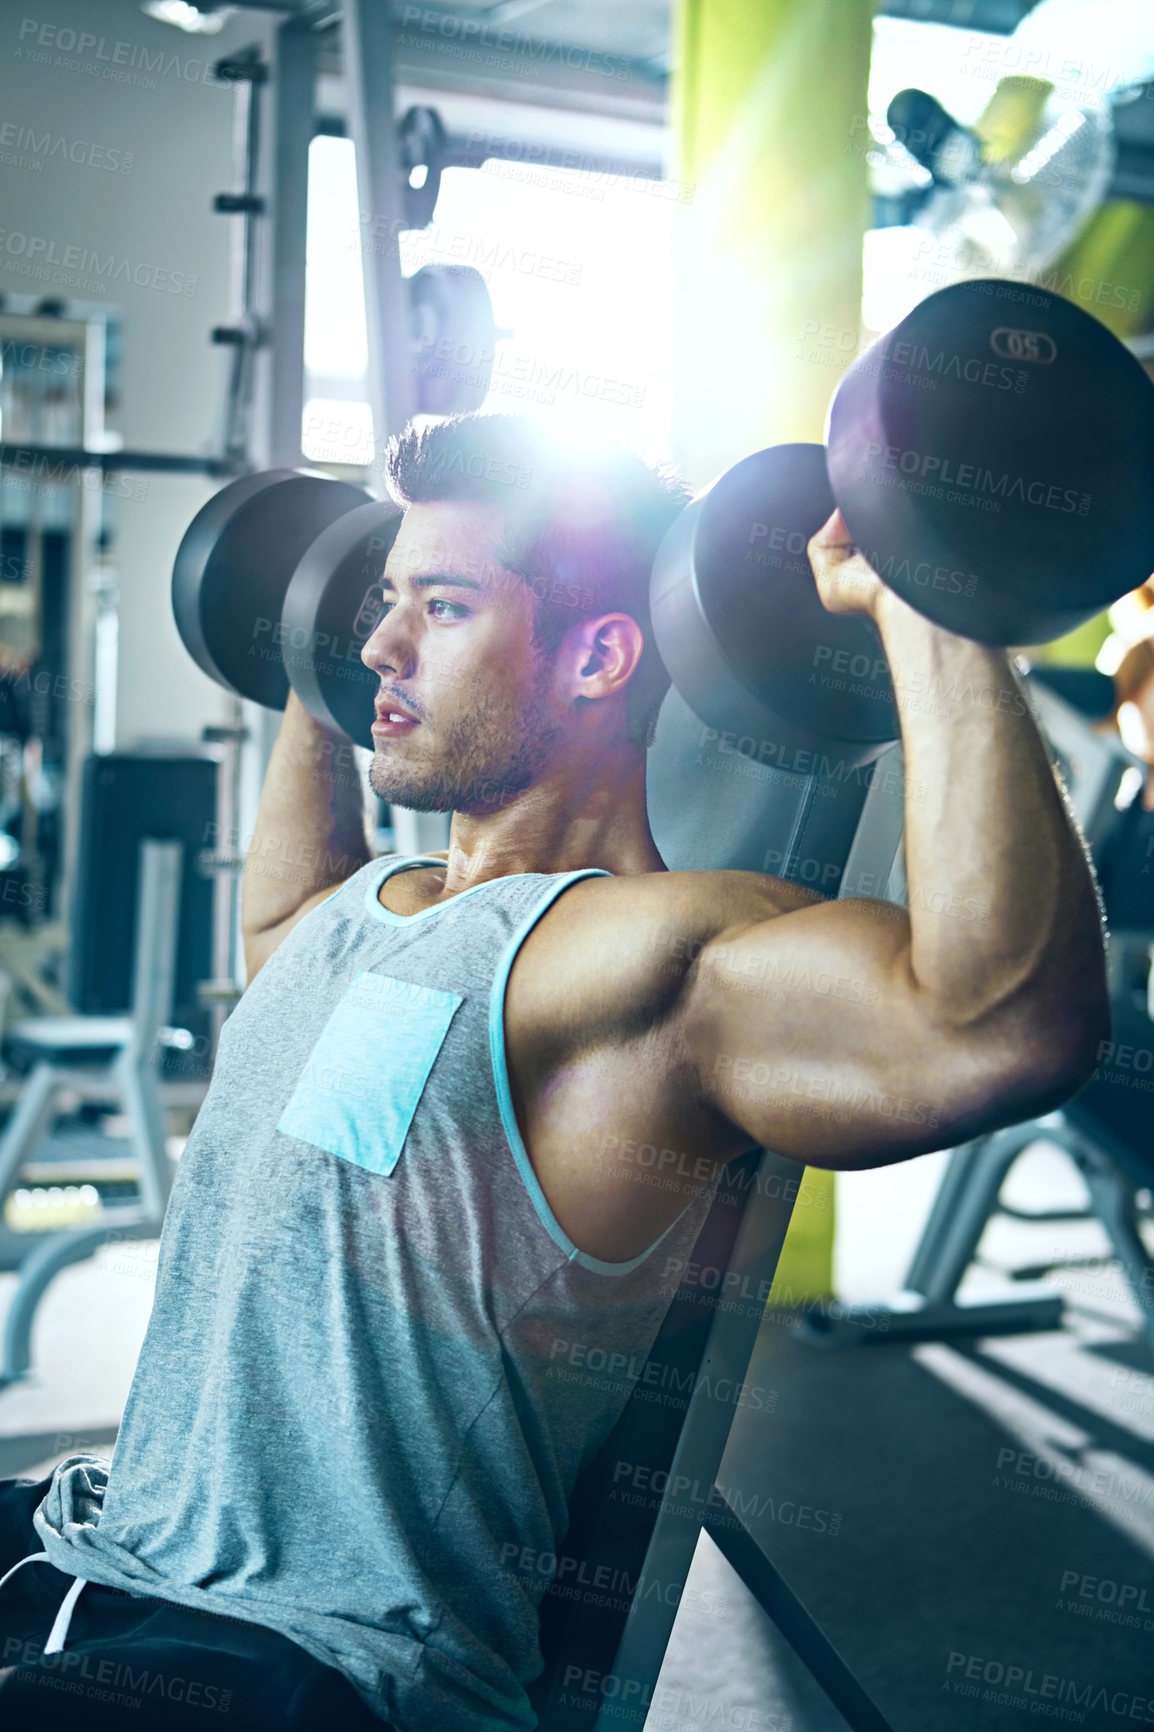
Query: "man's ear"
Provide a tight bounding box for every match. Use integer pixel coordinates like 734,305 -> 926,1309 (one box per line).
572,613 -> 645,701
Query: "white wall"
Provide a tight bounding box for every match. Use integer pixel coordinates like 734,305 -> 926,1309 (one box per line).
0,0 -> 279,750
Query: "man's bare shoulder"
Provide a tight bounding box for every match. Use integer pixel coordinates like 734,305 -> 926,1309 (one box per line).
506,866 -> 821,1059
553,865 -> 820,938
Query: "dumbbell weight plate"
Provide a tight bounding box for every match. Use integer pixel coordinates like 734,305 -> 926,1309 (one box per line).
826,278 -> 1154,644
281,500 -> 404,746
409,264 -> 496,416
399,105 -> 446,230
172,470 -> 373,708
650,444 -> 899,774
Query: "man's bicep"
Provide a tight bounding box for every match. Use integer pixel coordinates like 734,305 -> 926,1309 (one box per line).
678,898 -> 969,1168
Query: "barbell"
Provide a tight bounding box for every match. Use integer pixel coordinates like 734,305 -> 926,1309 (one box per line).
172,277 -> 1154,763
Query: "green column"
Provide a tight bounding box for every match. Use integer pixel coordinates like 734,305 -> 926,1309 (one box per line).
670,0 -> 876,1299
670,0 -> 875,486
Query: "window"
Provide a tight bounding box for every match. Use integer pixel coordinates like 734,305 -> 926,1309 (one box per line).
303,135 -> 675,470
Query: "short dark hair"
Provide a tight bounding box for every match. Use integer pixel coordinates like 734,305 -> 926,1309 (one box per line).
384,413 -> 690,748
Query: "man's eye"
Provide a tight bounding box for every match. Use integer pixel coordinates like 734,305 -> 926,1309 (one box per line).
429,599 -> 467,619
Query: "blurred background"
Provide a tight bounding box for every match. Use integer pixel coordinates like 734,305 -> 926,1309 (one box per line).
1,3 -> 1154,1728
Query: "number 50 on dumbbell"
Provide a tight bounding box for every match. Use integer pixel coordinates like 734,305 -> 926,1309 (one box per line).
173,278 -> 1154,762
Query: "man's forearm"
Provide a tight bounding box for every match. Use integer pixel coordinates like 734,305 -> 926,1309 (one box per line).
877,587 -> 1105,1033
241,690 -> 373,939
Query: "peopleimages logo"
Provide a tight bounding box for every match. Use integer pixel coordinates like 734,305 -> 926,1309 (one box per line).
0,337 -> 79,377
1,1635 -> 233,1713
14,18 -> 232,89
399,6 -> 632,81
0,122 -> 133,173
863,331 -> 1027,393
944,1650 -> 1154,1721
0,230 -> 196,295
863,442 -> 1091,516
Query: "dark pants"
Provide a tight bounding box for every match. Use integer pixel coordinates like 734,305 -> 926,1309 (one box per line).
0,1475 -> 388,1729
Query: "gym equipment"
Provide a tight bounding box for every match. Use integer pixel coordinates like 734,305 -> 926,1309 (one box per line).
281,498 -> 404,741
532,712 -> 905,1732
209,48 -> 269,469
794,679 -> 1147,1352
398,105 -> 447,229
655,281 -> 1154,733
176,279 -> 1154,768
650,443 -> 899,774
409,263 -> 497,417
172,470 -> 402,747
0,839 -> 183,1388
530,1143 -> 903,1732
800,998 -> 1154,1359
176,445 -> 903,771
68,754 -> 216,1054
826,278 -> 1154,643
882,80 -> 1114,277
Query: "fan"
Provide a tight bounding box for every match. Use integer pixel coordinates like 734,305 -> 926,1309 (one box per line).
871,0 -> 1154,288
882,76 -> 1115,280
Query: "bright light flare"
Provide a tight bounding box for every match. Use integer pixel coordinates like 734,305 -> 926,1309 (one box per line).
302,139 -> 675,467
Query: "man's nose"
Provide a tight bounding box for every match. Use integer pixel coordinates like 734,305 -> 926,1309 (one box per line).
360,597 -> 413,673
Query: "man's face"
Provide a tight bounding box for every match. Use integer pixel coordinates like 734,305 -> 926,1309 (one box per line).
361,500 -> 564,814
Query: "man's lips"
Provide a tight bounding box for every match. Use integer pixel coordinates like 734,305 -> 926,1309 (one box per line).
372,713 -> 418,737
374,698 -> 419,724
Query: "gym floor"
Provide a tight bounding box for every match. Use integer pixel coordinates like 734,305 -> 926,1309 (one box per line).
0,1137 -> 1150,1732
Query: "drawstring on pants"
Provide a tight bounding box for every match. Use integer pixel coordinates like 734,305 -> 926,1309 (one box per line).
0,1550 -> 87,1653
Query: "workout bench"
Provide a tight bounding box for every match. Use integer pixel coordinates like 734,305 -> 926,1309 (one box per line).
0,838 -> 182,1388
528,694 -> 909,1731
532,1138 -> 897,1732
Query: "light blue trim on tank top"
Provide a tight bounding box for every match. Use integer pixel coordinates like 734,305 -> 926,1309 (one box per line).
364,853 -> 524,925
362,853 -> 698,1276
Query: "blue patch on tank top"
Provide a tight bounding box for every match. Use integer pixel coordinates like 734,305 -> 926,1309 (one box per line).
277,970 -> 464,1176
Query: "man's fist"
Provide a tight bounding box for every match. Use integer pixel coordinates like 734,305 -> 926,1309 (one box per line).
806,509 -> 885,621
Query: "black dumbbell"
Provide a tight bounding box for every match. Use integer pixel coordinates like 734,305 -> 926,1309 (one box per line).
825,276 -> 1154,643
653,278 -> 1154,763
409,263 -> 497,417
172,470 -> 403,746
651,443 -> 899,771
176,277 -> 1154,767
173,255 -> 498,741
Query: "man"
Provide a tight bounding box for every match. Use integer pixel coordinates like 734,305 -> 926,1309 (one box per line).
0,413 -> 1106,1729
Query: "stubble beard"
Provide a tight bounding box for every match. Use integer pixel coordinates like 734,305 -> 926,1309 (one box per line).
367,655 -> 564,815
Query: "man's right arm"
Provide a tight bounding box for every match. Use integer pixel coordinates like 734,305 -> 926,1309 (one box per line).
674,519 -> 1109,1168
241,690 -> 373,982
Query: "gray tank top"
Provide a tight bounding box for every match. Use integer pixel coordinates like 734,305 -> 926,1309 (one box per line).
35,855 -> 716,1729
